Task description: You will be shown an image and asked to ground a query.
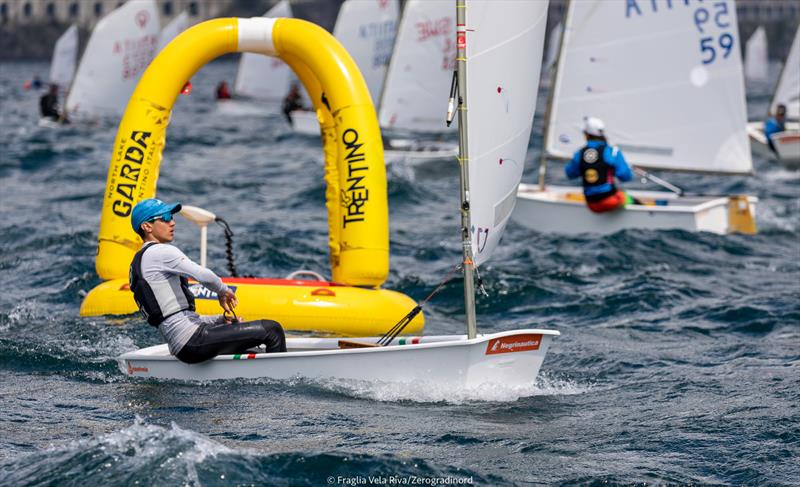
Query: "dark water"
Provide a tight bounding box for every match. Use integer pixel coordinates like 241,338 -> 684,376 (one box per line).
0,59 -> 798,486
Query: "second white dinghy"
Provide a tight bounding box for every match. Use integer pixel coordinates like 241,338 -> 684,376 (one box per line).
119,3 -> 559,386
513,0 -> 757,236
747,23 -> 800,169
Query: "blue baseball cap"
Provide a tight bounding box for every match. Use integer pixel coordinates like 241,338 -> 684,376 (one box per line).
130,198 -> 182,233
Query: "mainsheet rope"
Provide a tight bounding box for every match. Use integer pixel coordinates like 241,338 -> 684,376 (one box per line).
377,260 -> 487,346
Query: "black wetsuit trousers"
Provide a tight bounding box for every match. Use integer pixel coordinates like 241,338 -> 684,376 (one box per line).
176,319 -> 287,364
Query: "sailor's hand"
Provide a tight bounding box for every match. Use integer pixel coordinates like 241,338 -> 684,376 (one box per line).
218,289 -> 238,314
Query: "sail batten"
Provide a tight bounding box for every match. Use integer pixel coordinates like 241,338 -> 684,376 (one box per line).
546,0 -> 752,174
465,0 -> 548,266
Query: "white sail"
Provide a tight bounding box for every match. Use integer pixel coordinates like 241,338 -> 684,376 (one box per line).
157,11 -> 189,52
233,0 -> 293,102
466,0 -> 548,265
771,24 -> 800,120
543,22 -> 562,72
49,24 -> 78,89
334,0 -> 399,106
66,0 -> 160,118
744,26 -> 768,84
377,0 -> 455,132
546,0 -> 751,174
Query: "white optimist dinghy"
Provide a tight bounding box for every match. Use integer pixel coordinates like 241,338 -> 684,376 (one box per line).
119,1 -> 559,385
747,24 -> 800,169
513,0 -> 758,235
377,0 -> 458,161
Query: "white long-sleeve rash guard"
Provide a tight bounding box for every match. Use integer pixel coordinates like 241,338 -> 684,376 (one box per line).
139,242 -> 230,355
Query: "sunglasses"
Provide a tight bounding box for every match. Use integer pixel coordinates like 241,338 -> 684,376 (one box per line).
146,212 -> 174,224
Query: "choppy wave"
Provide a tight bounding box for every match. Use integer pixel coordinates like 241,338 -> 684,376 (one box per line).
0,418 -> 505,487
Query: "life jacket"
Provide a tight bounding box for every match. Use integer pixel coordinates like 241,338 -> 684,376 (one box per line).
579,143 -> 617,202
129,243 -> 196,327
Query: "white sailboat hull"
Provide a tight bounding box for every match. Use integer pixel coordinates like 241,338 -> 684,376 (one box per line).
289,110 -> 319,135
513,184 -> 757,235
216,99 -> 280,117
746,121 -> 800,169
118,329 -> 558,386
384,138 -> 458,161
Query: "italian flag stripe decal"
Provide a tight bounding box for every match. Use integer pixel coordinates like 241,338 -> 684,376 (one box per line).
233,353 -> 257,360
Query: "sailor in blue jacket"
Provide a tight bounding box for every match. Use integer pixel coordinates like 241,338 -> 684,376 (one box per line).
565,117 -> 635,212
764,104 -> 787,154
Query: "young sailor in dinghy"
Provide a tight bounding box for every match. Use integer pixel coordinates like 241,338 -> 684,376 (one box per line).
282,82 -> 304,125
129,199 -> 287,364
215,81 -> 232,100
565,117 -> 636,213
39,84 -> 64,122
764,104 -> 787,154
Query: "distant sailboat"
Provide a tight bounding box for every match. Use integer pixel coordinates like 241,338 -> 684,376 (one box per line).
157,11 -> 189,52
513,0 -> 757,235
747,24 -> 800,168
377,0 -> 458,160
49,24 -> 78,92
744,26 -> 768,85
66,0 -> 160,120
291,0 -> 399,134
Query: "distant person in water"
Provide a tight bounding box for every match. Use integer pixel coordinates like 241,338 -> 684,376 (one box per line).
764,104 -> 787,154
282,82 -> 303,125
565,117 -> 636,213
25,75 -> 43,90
128,198 -> 286,364
39,84 -> 63,121
215,81 -> 231,100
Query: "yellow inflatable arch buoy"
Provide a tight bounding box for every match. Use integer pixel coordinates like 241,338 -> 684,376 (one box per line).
81,18 -> 424,336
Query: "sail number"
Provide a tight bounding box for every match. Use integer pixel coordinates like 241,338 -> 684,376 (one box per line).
693,2 -> 734,65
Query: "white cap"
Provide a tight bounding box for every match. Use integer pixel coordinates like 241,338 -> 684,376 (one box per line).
583,117 -> 605,137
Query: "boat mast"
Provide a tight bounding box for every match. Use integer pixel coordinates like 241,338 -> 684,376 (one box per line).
538,0 -> 571,190
455,0 -> 478,339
